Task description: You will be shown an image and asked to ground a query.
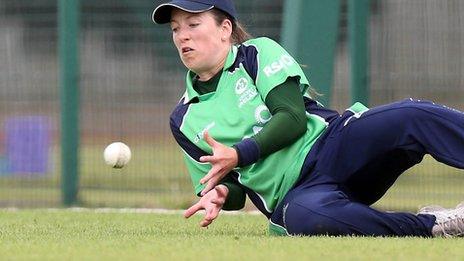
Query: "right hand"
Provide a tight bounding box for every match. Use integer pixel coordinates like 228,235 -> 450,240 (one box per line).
184,185 -> 229,227
199,132 -> 238,196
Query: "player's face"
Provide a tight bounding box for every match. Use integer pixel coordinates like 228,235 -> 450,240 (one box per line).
170,9 -> 232,79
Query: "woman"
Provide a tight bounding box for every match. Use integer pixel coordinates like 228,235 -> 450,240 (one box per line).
152,0 -> 464,237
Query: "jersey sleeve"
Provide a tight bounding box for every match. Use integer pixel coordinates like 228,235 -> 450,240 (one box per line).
250,37 -> 310,101
253,78 -> 307,157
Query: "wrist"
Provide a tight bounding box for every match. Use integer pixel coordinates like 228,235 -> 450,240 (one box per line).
233,138 -> 260,167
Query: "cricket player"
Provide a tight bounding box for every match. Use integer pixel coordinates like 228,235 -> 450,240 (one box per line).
153,0 -> 464,237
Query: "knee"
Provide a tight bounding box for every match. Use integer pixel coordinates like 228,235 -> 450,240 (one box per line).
284,202 -> 342,236
398,98 -> 434,114
393,98 -> 435,123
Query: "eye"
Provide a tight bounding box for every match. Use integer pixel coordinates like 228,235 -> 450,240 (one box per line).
171,27 -> 178,33
189,23 -> 200,28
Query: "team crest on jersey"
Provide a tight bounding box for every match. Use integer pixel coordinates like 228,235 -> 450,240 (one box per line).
236,77 -> 257,108
235,78 -> 248,95
255,105 -> 272,124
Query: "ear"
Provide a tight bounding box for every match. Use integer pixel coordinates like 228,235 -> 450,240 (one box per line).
220,19 -> 233,42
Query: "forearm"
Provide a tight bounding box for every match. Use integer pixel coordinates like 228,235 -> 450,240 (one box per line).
253,105 -> 306,157
234,78 -> 307,166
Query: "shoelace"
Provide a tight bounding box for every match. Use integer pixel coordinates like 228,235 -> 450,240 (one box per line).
433,209 -> 464,238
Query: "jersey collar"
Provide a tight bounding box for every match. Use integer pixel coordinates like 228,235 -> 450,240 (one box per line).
183,45 -> 238,104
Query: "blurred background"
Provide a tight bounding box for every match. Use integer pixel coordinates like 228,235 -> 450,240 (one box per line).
0,0 -> 463,211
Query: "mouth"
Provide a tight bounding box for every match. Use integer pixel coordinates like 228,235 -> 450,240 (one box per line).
181,47 -> 194,54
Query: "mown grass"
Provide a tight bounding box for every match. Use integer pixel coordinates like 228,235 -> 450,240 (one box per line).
1,209 -> 464,260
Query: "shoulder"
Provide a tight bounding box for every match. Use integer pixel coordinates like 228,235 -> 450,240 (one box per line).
242,37 -> 283,50
233,37 -> 284,62
230,37 -> 289,80
169,97 -> 189,129
241,37 -> 293,64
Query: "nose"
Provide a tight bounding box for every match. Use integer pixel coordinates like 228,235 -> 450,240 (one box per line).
175,27 -> 190,42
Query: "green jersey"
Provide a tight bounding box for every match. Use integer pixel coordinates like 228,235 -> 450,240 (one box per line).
170,37 -> 332,215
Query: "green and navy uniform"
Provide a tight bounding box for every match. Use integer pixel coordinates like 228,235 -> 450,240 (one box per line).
170,37 -> 338,214
170,37 -> 464,237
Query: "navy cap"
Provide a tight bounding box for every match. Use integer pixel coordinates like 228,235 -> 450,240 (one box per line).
152,0 -> 237,24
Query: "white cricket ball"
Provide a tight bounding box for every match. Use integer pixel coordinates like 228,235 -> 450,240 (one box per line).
103,142 -> 131,168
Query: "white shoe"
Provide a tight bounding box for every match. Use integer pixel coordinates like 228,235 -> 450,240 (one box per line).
418,202 -> 464,238
456,202 -> 464,209
418,205 -> 446,214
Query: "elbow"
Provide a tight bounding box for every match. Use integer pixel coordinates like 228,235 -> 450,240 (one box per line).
294,111 -> 307,138
296,122 -> 306,138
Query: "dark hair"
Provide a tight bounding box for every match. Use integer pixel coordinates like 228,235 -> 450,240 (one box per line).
210,9 -> 251,44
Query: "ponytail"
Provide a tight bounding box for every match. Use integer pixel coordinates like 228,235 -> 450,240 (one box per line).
232,21 -> 252,44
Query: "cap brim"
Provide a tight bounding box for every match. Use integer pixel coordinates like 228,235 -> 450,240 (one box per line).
152,1 -> 214,24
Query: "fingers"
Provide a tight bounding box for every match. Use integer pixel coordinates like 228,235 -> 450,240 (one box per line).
200,217 -> 213,227
199,165 -> 220,184
210,198 -> 225,205
210,186 -> 227,205
200,207 -> 220,227
215,185 -> 228,199
201,177 -> 220,196
200,219 -> 212,227
199,155 -> 214,163
184,202 -> 203,219
184,190 -> 223,228
203,131 -> 218,148
185,203 -> 219,227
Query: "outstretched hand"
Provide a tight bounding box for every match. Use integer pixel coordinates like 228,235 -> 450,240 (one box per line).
199,131 -> 238,196
184,185 -> 229,227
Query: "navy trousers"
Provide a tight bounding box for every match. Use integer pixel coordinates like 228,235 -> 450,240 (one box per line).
271,98 -> 464,236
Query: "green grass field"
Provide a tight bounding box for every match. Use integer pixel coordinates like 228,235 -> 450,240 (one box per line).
1,209 -> 464,260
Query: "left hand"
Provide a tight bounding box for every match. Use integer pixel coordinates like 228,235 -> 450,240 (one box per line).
184,185 -> 229,227
199,131 -> 238,196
